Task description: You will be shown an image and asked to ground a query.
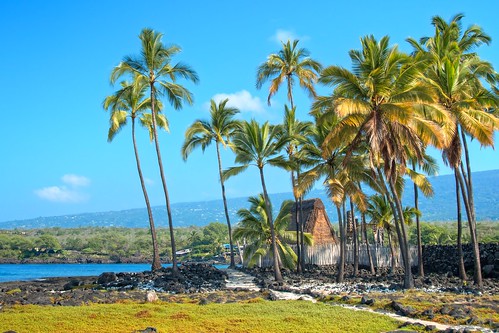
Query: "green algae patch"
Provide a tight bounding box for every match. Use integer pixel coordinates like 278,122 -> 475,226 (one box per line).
0,300 -> 404,333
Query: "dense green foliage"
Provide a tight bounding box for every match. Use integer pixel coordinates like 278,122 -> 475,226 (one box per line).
0,223 -> 230,262
0,221 -> 496,262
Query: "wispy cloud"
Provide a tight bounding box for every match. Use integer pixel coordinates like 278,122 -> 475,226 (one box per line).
34,174 -> 90,203
34,186 -> 87,203
270,29 -> 309,45
209,90 -> 266,115
61,174 -> 90,187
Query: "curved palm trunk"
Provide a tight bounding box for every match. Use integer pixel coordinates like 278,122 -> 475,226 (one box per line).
216,142 -> 235,268
336,205 -> 345,283
259,166 -> 283,282
388,179 -> 414,289
132,118 -> 162,271
455,171 -> 467,280
460,128 -> 476,221
412,162 -> 424,277
150,87 -> 178,274
456,168 -> 482,287
361,212 -> 375,275
388,232 -> 396,273
350,197 -> 359,276
378,166 -> 412,288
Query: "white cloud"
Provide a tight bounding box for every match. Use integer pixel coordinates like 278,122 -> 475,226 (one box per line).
34,186 -> 87,203
272,29 -> 297,44
35,174 -> 90,203
62,174 -> 90,187
270,29 -> 309,45
210,90 -> 266,114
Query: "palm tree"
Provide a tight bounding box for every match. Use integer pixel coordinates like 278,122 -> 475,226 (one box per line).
408,14 -> 499,287
111,28 -> 199,273
233,194 -> 313,269
182,98 -> 240,268
275,105 -> 312,272
317,35 -> 447,288
256,40 -> 322,108
224,120 -> 288,281
298,116 -> 367,282
103,78 -> 168,271
366,194 -> 397,272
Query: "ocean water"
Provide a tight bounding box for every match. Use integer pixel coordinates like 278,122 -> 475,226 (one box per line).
0,263 -> 228,283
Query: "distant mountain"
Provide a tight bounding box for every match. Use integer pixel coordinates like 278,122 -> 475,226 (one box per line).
1,170 -> 498,229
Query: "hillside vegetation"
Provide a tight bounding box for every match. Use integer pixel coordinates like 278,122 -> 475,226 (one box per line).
0,221 -> 497,264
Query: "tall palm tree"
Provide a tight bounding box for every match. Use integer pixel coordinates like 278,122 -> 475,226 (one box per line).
224,120 -> 288,281
233,194 -> 313,269
111,28 -> 199,273
317,35 -> 447,289
408,14 -> 499,287
256,39 -> 322,108
182,98 -> 240,268
276,105 -> 312,272
103,78 -> 168,271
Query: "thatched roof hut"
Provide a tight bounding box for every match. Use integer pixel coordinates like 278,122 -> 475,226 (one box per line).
288,198 -> 337,245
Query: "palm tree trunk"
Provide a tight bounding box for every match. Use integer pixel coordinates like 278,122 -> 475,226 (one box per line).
291,170 -> 301,273
132,117 -> 162,271
412,162 -> 424,277
362,212 -> 375,275
388,232 -> 396,273
460,127 -> 475,221
216,142 -> 235,268
299,195 -> 306,270
389,178 -> 414,289
259,167 -> 283,282
455,171 -> 467,281
336,205 -> 345,283
376,168 -> 407,270
459,127 -> 482,287
150,87 -> 178,274
456,168 -> 482,287
297,170 -> 306,270
350,197 -> 359,277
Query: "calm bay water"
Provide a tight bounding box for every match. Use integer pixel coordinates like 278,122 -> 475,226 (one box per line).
0,263 -> 227,282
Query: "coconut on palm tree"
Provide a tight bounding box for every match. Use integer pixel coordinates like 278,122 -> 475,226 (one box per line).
111,28 -> 199,273
233,194 -> 313,269
224,120 -> 288,281
182,98 -> 240,268
256,39 -> 322,108
103,77 -> 168,271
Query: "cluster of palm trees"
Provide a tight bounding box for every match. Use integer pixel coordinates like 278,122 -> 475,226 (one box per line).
104,14 -> 498,289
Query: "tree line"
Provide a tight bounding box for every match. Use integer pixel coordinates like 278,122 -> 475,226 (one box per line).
0,222 -> 496,262
104,14 -> 499,289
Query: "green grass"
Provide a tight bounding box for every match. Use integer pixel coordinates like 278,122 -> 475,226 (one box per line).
0,300 -> 406,333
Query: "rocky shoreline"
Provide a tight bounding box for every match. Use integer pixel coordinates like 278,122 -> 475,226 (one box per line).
1,263 -> 498,332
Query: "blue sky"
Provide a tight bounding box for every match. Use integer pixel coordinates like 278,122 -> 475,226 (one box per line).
1,0 -> 498,222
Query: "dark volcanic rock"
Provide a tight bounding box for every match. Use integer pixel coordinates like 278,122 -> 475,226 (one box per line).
97,272 -> 117,284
